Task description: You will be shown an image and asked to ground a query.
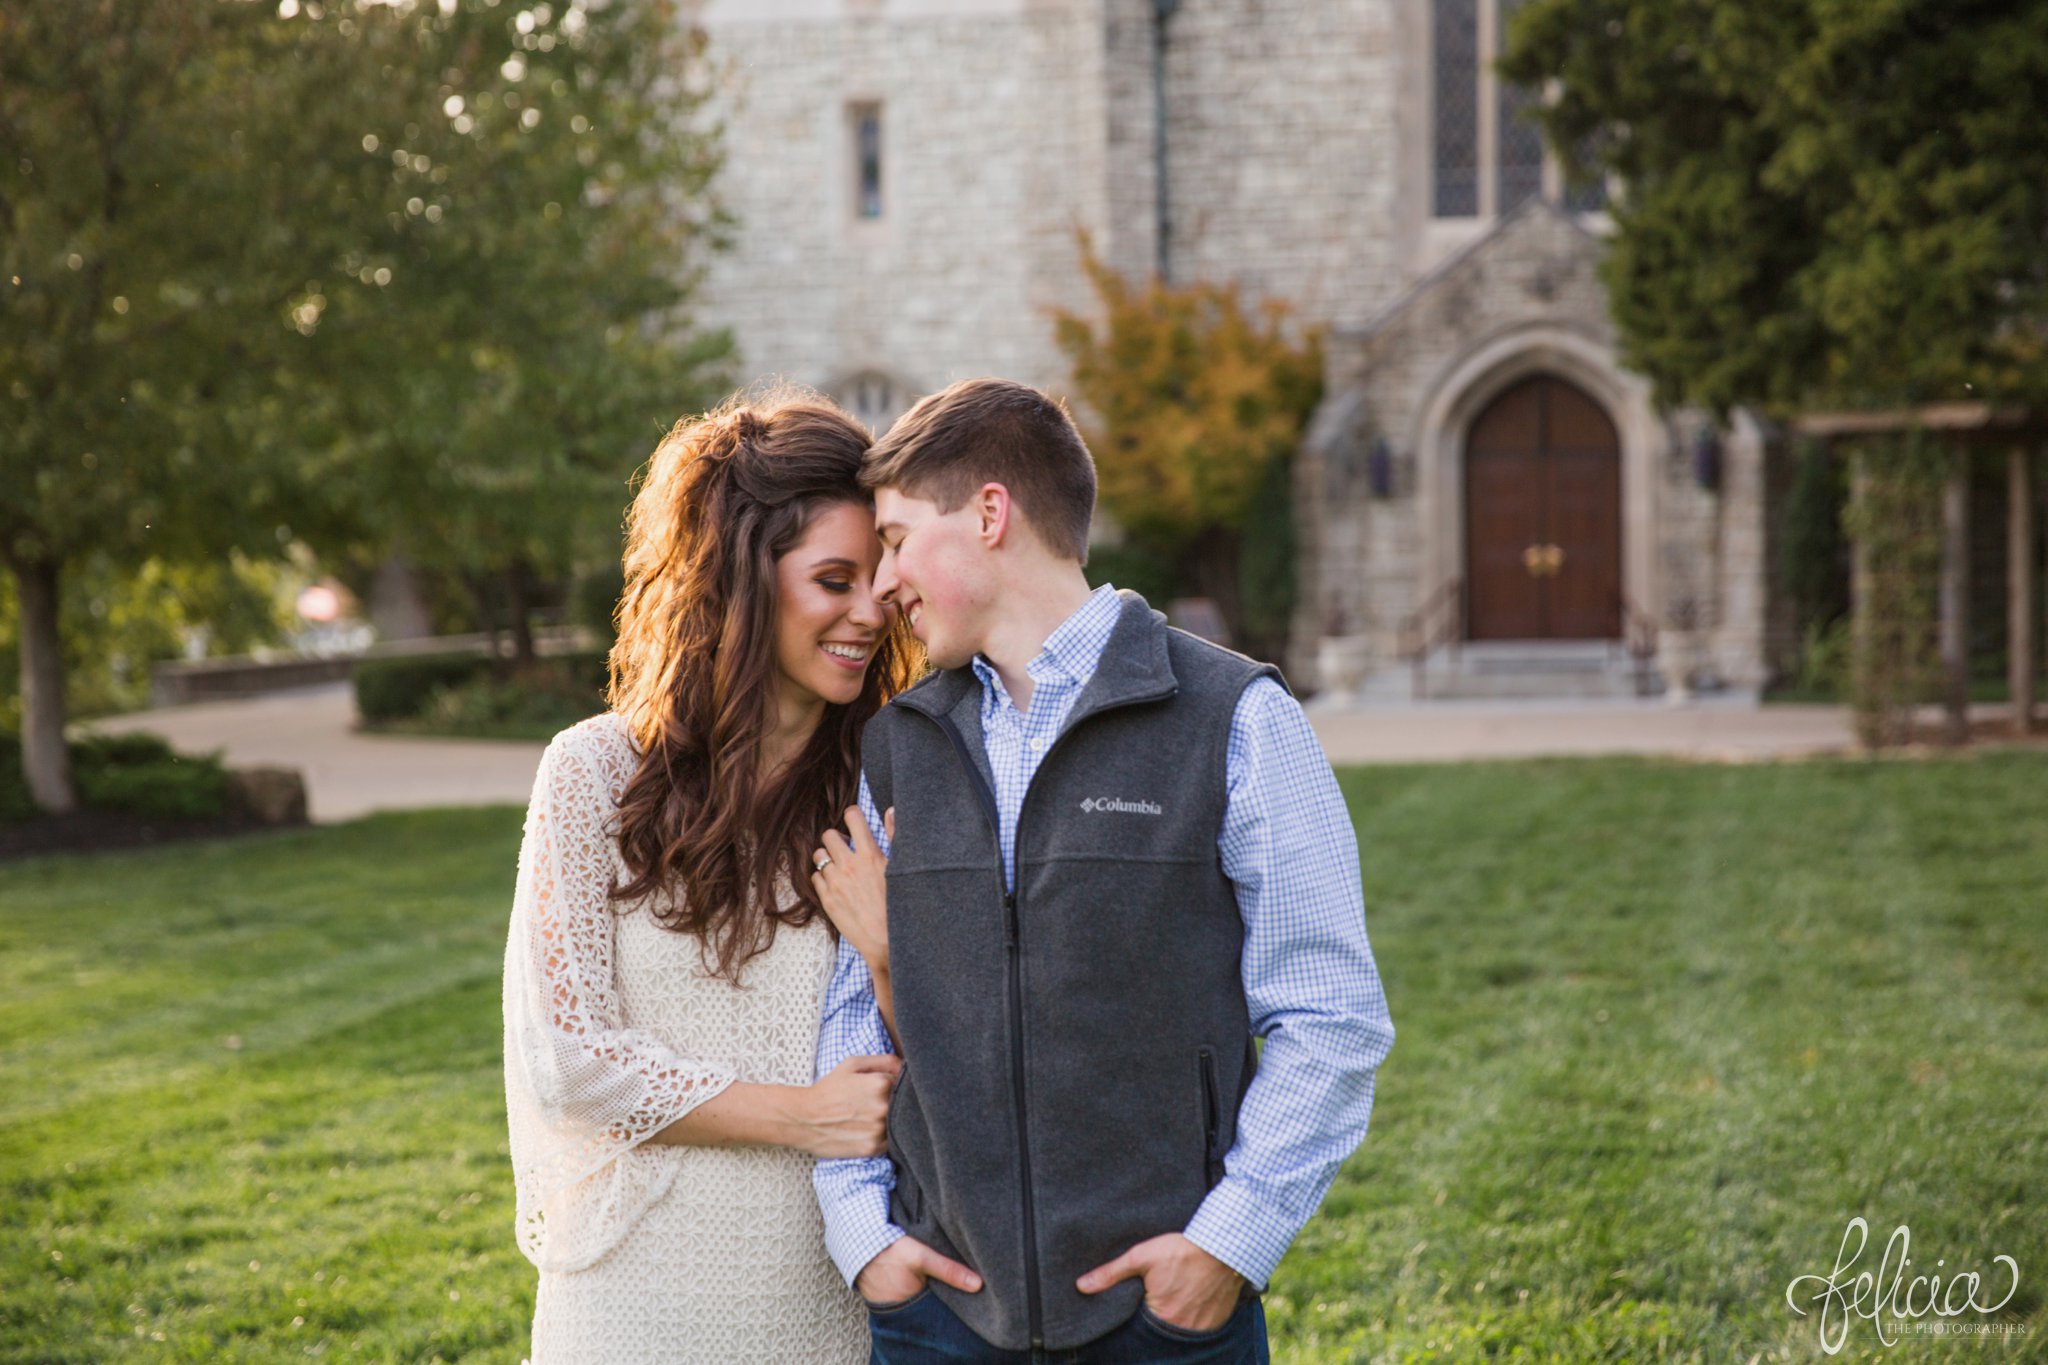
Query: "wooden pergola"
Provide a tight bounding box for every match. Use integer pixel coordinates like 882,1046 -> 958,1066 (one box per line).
1795,403 -> 2043,743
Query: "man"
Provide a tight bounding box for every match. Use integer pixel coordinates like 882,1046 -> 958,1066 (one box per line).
812,377 -> 1394,1361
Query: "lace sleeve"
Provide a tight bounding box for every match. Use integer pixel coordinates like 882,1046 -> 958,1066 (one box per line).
502,720 -> 736,1271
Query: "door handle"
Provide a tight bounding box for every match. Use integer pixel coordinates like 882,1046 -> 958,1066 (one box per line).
1544,543 -> 1565,575
1523,544 -> 1545,576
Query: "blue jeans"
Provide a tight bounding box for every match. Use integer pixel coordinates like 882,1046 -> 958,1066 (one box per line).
867,1287 -> 1269,1365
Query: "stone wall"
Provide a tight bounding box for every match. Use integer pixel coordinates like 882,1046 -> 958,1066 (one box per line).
1159,0 -> 1403,326
1100,0 -> 1163,283
691,0 -> 1117,411
690,0 -> 1417,402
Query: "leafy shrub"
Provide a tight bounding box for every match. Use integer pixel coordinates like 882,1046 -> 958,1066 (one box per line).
446,654 -> 606,716
75,731 -> 228,820
1843,432 -> 1947,747
0,730 -> 230,823
376,652 -> 613,739
1780,436 -> 1851,640
557,649 -> 611,698
1795,616 -> 1853,699
354,650 -> 609,727
1235,451 -> 1299,665
76,759 -> 230,821
0,739 -> 33,823
70,731 -> 178,767
353,653 -> 493,723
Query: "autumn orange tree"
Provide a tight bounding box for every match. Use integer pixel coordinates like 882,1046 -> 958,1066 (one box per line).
1052,237 -> 1321,665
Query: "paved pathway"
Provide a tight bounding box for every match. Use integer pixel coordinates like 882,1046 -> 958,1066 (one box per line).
79,681 -> 1944,826
88,684 -> 545,825
1303,692 -> 1863,765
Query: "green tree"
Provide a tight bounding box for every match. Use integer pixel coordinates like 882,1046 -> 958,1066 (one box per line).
295,0 -> 730,665
1780,436 -> 1850,642
1,0 -> 372,810
1500,0 -> 2048,415
1052,237 -> 1322,664
1,0 -> 728,811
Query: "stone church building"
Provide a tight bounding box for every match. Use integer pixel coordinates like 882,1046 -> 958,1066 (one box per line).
690,0 -> 1788,699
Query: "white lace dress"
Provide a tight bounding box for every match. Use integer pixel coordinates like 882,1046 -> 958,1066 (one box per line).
501,712 -> 867,1365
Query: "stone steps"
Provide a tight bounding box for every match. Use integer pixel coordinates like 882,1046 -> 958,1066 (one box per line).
1363,640 -> 1660,701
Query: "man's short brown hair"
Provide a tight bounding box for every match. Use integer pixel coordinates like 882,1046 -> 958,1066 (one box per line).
860,377 -> 1096,562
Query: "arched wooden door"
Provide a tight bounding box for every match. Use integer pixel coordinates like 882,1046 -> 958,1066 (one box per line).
1463,375 -> 1622,640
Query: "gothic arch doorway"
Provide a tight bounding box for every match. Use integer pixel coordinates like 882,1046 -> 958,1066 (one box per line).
1463,374 -> 1622,640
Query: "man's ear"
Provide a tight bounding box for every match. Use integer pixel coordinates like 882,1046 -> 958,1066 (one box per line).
975,483 -> 1013,548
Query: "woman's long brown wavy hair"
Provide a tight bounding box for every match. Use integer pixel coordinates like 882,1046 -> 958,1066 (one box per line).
606,389 -> 922,982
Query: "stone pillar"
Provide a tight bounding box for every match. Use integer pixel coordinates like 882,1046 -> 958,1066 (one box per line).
1939,449 -> 1971,745
2012,447 -> 2038,736
1711,412 -> 1769,691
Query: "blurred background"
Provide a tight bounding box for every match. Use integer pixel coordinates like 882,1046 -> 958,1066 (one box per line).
3,1 -> 2044,1360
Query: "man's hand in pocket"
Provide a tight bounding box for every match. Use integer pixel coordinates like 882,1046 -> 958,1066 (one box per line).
855,1236 -> 982,1307
1076,1232 -> 1243,1332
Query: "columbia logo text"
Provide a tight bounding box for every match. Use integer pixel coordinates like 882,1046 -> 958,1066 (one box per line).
1079,797 -> 1163,815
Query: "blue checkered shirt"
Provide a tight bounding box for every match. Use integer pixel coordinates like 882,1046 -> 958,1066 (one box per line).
812,583 -> 1394,1291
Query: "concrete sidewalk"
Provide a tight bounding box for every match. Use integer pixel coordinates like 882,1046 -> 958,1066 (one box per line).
81,681 -> 1927,826
87,684 -> 546,825
1304,691 -> 1861,764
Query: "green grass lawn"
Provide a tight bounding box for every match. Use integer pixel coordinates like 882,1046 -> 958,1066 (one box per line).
3,753 -> 2044,1363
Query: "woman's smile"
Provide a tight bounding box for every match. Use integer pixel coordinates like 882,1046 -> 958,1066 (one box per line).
820,640 -> 872,670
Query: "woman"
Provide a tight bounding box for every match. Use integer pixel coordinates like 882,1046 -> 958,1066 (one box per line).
501,391 -> 920,1364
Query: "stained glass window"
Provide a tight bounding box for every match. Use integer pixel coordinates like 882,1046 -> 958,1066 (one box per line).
1434,0 -> 1610,220
1494,0 -> 1544,212
1432,0 -> 1479,217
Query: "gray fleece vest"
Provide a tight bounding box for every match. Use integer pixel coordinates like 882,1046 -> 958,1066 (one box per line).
861,590 -> 1283,1351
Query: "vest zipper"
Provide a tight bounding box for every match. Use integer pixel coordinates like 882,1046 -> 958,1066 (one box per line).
921,711 -> 1046,1348
1002,886 -> 1043,1347
914,679 -> 1180,1348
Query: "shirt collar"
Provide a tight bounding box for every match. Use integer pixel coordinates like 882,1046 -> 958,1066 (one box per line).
970,582 -> 1122,710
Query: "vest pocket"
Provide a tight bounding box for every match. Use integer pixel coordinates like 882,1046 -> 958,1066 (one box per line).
1198,1047 -> 1224,1190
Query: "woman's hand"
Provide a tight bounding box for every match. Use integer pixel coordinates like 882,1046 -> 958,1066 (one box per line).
812,806 -> 892,973
798,1053 -> 902,1158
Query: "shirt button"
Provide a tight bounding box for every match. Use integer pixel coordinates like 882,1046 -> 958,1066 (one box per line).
1029,737 -> 1045,752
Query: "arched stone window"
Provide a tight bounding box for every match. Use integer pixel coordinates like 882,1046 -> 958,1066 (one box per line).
835,370 -> 914,436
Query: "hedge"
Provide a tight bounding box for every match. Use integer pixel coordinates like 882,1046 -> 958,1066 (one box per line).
1,731 -> 231,824
352,649 -> 612,725
352,653 -> 494,724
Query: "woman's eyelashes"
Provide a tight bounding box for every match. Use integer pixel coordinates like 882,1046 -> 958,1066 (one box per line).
818,577 -> 852,594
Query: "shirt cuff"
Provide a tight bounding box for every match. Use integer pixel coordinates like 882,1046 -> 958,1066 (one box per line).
821,1171 -> 907,1288
1182,1176 -> 1299,1292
